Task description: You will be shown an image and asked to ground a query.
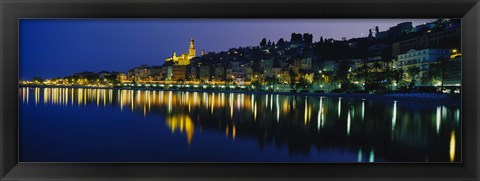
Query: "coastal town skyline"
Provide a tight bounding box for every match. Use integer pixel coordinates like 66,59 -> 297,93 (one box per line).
20,19 -> 435,80
19,18 -> 462,163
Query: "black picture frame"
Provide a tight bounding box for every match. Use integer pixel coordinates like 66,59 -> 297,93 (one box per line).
1,0 -> 479,180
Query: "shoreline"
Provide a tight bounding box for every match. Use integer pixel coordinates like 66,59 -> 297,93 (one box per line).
19,85 -> 461,105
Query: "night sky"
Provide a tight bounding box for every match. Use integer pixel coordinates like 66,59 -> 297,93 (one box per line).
20,19 -> 435,80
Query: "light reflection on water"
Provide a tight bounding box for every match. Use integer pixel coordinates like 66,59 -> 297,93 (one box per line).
19,87 -> 461,162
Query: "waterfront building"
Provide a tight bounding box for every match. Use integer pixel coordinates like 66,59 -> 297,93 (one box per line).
367,43 -> 391,61
273,84 -> 291,92
165,37 -> 196,65
387,22 -> 414,38
242,66 -> 254,82
261,58 -> 274,77
150,66 -> 163,81
300,58 -> 312,70
226,62 -> 242,81
172,65 -> 187,82
442,56 -> 461,87
127,70 -> 135,81
214,66 -> 225,82
396,48 -> 451,85
392,26 -> 460,58
99,72 -> 111,80
116,73 -> 128,83
271,67 -> 282,79
199,65 -> 211,82
162,66 -> 173,81
133,65 -> 152,82
322,60 -> 339,74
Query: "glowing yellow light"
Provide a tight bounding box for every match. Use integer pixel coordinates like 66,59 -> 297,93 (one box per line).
449,130 -> 456,162
232,125 -> 236,140
166,114 -> 194,144
304,99 -> 308,124
226,126 -> 229,137
254,102 -> 257,122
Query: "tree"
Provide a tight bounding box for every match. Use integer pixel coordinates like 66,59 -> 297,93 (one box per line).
335,62 -> 350,85
372,61 -> 383,72
297,77 -> 312,90
303,33 -> 313,44
388,69 -> 404,89
406,67 -> 420,88
351,62 -> 369,86
260,38 -> 267,47
291,33 -> 302,43
251,80 -> 262,90
288,68 -> 298,90
428,58 -> 455,89
276,38 -> 285,47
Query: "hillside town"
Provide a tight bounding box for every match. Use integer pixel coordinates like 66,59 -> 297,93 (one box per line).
22,19 -> 461,94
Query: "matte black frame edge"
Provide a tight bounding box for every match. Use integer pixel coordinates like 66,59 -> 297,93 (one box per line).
1,0 -> 479,181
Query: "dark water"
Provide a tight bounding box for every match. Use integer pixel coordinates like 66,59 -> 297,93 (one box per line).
19,87 -> 461,162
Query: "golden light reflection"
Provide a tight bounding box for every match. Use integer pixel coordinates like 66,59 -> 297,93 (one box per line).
19,87 -> 461,159
304,99 -> 308,124
230,93 -> 234,118
225,125 -> 229,137
232,124 -> 236,140
251,94 -> 254,113
166,114 -> 194,144
254,102 -> 257,121
449,130 -> 456,162
276,95 -> 280,122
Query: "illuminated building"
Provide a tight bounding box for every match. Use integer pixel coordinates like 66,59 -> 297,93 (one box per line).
392,25 -> 460,58
172,65 -> 187,81
199,65 -> 211,82
214,66 -> 225,82
165,37 -> 197,65
133,65 -> 152,82
396,48 -> 451,85
116,73 -> 128,83
300,58 -> 312,70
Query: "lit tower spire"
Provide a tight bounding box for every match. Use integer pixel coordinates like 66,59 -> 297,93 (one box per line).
188,37 -> 196,58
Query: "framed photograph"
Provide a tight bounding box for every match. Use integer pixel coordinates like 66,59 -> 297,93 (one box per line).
1,0 -> 479,180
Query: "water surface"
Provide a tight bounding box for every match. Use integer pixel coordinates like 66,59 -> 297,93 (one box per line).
19,87 -> 461,162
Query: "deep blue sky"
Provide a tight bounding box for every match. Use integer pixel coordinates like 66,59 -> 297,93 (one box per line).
20,19 -> 434,80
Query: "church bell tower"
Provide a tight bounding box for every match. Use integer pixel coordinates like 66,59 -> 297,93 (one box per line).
188,37 -> 196,58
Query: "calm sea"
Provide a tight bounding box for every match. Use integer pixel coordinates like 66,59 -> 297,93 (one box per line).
19,87 -> 460,162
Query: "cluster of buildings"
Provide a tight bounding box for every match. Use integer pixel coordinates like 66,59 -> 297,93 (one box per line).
29,19 -> 460,93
